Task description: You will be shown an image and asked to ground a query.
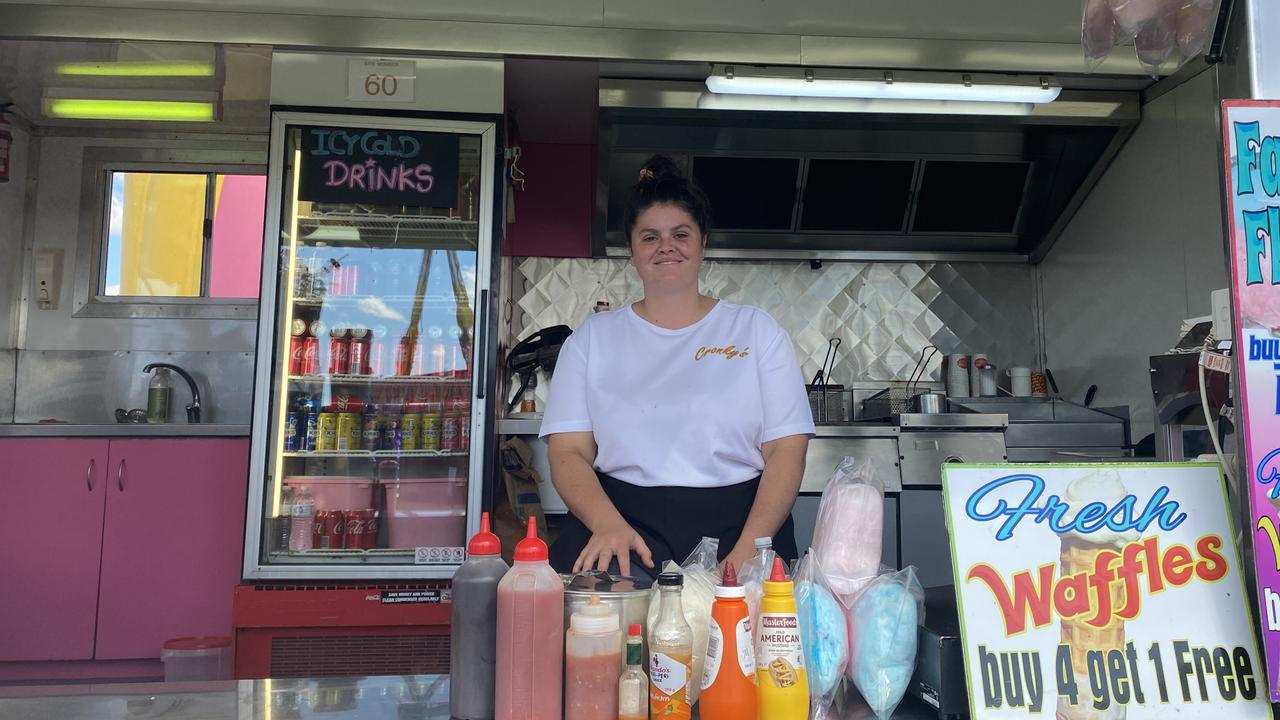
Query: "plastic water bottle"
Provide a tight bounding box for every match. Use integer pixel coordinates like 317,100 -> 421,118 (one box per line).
288,485 -> 315,551
277,485 -> 295,552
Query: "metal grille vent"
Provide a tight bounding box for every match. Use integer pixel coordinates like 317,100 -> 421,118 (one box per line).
253,582 -> 449,592
269,635 -> 450,677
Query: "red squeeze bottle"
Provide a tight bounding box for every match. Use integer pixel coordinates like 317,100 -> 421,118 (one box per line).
699,563 -> 758,720
495,518 -> 564,720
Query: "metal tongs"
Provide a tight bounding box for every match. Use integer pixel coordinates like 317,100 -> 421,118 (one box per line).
811,337 -> 842,387
907,345 -> 940,396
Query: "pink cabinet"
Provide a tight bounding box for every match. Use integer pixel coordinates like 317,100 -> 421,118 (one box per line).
0,440 -> 109,661
95,439 -> 249,659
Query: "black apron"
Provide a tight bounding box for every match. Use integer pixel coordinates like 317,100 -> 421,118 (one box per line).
549,471 -> 798,577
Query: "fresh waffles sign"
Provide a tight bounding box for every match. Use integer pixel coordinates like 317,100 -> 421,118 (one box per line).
942,464 -> 1270,719
1224,100 -> 1280,703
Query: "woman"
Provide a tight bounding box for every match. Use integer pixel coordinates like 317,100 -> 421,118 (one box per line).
539,155 -> 815,578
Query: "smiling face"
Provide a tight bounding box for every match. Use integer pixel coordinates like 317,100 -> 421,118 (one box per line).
629,203 -> 706,293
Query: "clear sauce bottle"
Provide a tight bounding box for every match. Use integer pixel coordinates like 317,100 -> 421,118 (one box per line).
617,624 -> 648,720
648,572 -> 693,720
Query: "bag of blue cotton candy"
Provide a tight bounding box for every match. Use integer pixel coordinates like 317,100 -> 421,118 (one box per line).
847,566 -> 924,720
794,549 -> 848,718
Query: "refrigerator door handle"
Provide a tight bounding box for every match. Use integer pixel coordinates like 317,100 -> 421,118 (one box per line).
86,458 -> 95,492
117,458 -> 127,492
476,288 -> 488,400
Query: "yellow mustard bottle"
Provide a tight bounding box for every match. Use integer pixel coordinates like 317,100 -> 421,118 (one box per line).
755,557 -> 809,720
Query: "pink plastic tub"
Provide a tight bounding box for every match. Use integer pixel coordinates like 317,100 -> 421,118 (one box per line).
382,477 -> 467,549
284,476 -> 375,512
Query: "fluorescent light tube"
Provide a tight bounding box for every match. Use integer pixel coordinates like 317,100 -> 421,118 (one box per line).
43,99 -> 216,122
696,92 -> 1035,116
706,75 -> 1060,104
55,61 -> 216,77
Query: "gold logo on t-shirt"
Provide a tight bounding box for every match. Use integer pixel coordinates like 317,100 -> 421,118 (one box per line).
695,344 -> 750,361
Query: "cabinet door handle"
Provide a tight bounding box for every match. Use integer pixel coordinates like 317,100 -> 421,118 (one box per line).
117,459 -> 127,492
86,458 -> 95,492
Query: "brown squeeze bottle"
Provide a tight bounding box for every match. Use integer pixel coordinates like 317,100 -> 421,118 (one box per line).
450,513 -> 510,720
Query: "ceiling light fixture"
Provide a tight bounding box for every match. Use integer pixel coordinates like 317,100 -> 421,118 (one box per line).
696,92 -> 1035,116
705,65 -> 1061,105
43,99 -> 216,122
55,61 -> 216,77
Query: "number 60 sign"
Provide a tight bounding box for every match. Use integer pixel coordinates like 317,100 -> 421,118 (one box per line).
347,59 -> 416,103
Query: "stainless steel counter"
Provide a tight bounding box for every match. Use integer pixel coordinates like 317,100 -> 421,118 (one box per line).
0,424 -> 252,437
497,417 -> 901,438
0,674 -> 943,719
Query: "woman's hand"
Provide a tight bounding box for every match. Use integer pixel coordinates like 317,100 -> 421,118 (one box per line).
574,519 -> 654,578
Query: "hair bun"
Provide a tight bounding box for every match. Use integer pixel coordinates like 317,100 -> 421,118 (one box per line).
637,154 -> 684,184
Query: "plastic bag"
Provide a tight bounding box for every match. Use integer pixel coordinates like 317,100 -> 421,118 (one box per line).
646,536 -> 719,705
1082,0 -> 1120,67
1135,0 -> 1180,74
795,550 -> 849,717
738,541 -> 775,634
1176,0 -> 1216,59
846,567 -> 924,720
1108,0 -> 1162,36
811,457 -> 884,603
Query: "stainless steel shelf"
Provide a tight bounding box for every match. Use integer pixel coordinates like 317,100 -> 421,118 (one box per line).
266,548 -> 463,565
284,450 -> 469,459
291,294 -> 465,308
290,374 -> 470,385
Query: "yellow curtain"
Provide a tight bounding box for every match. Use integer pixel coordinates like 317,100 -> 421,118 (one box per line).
119,173 -> 206,297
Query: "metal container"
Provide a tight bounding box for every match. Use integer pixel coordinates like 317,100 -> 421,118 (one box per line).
563,571 -> 652,655
911,392 -> 947,414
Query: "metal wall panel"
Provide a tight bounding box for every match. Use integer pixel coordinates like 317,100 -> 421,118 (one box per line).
510,257 -> 1040,389
1041,69 -> 1227,440
0,124 -> 31,350
14,349 -> 254,424
0,350 -> 15,423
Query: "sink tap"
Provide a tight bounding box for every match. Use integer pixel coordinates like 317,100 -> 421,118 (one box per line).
142,363 -> 202,423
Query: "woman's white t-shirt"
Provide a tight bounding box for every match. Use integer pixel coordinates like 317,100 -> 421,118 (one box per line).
539,300 -> 815,488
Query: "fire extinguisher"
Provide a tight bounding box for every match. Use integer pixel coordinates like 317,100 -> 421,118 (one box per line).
0,109 -> 12,184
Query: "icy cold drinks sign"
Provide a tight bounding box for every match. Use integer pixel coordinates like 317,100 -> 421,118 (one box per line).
942,464 -> 1270,719
1224,100 -> 1280,703
298,125 -> 459,208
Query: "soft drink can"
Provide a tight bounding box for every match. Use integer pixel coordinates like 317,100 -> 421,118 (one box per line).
395,337 -> 413,376
301,337 -> 320,376
458,413 -> 470,452
304,402 -> 319,452
285,411 -> 301,452
369,341 -> 386,377
400,413 -> 421,451
349,329 -> 372,375
431,343 -> 446,376
382,417 -> 401,451
440,413 -> 459,452
411,342 -> 427,376
313,510 -> 345,550
328,329 -> 350,375
331,265 -> 346,296
345,509 -> 375,550
337,412 -> 360,451
420,409 -> 441,451
361,411 -> 381,452
331,392 -> 364,414
345,264 -> 359,296
317,412 -> 338,451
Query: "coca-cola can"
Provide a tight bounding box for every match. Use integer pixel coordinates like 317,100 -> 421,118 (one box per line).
369,341 -> 386,377
328,329 -> 350,375
301,337 -> 321,376
411,341 -> 427,376
288,336 -> 304,376
331,265 -> 346,296
330,392 -> 364,414
395,337 -> 413,376
349,329 -> 372,375
312,510 -> 345,550
345,509 -> 376,550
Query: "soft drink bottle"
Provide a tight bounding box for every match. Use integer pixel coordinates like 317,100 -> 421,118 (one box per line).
288,485 -> 315,552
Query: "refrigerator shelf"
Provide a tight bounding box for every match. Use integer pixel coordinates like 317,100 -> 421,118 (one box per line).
267,548 -> 460,565
291,294 -> 465,308
298,214 -> 479,248
283,450 -> 469,459
289,374 -> 470,385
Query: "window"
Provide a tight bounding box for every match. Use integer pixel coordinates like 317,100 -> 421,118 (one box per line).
103,170 -> 267,300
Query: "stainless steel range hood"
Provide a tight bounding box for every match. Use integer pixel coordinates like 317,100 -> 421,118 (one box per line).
596,79 -> 1141,262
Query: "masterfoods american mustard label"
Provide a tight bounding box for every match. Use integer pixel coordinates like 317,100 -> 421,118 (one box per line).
757,613 -> 804,688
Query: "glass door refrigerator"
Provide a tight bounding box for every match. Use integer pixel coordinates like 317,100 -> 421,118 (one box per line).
243,111 -> 498,579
